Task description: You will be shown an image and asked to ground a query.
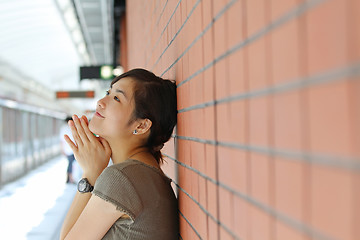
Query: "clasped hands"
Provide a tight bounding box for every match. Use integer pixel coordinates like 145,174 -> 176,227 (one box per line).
64,115 -> 112,185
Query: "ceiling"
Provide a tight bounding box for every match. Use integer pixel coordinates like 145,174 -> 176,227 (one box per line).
0,0 -> 121,113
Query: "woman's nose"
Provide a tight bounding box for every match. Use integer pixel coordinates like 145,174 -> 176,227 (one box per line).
97,98 -> 106,108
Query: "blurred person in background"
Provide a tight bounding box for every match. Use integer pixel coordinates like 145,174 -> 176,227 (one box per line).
60,116 -> 76,184
60,68 -> 179,239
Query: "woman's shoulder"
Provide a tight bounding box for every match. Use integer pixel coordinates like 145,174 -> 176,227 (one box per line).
107,159 -> 170,182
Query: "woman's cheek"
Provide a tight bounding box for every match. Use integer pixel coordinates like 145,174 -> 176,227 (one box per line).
88,119 -> 99,135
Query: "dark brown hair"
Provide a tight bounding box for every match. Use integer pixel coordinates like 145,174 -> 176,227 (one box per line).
111,68 -> 177,164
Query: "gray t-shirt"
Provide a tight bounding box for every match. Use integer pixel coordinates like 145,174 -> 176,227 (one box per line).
92,159 -> 179,240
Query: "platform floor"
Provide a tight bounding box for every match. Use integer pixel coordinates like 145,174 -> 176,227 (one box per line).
0,156 -> 78,240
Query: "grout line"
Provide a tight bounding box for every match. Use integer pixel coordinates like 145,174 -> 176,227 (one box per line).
178,210 -> 203,239
173,135 -> 360,171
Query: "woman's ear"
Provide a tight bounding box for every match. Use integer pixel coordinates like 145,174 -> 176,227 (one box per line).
134,119 -> 152,135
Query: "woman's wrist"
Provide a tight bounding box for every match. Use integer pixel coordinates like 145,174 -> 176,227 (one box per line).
81,172 -> 100,186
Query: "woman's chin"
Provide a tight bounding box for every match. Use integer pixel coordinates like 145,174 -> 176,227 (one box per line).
88,121 -> 98,134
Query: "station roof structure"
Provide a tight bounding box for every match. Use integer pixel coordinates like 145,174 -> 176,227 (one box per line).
0,0 -> 123,113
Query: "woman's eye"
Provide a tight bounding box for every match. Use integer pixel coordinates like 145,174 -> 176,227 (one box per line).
114,96 -> 120,102
105,90 -> 110,95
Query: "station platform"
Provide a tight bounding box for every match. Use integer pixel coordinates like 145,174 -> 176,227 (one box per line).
0,156 -> 78,240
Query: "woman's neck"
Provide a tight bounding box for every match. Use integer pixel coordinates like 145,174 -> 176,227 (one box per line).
108,140 -> 148,165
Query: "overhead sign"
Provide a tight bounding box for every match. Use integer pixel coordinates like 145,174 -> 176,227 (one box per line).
80,65 -> 115,80
56,91 -> 95,99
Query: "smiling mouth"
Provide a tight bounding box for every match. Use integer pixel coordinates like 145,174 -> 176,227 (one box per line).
95,111 -> 105,118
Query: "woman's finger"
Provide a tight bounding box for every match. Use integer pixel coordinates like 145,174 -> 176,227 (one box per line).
68,119 -> 83,146
80,117 -> 98,143
81,115 -> 89,125
64,134 -> 78,152
73,115 -> 90,143
99,137 -> 111,154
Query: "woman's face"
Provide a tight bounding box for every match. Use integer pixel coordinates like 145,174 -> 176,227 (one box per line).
89,77 -> 137,140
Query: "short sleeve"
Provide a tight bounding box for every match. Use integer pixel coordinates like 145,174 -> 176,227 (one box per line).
92,166 -> 143,221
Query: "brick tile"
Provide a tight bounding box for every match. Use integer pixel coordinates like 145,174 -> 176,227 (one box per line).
203,106 -> 216,140
226,0 -> 244,48
202,27 -> 214,65
348,0 -> 360,63
180,1 -> 188,35
193,72 -> 204,104
229,100 -> 247,144
218,147 -> 247,193
246,0 -> 267,37
208,216 -> 220,240
177,83 -> 189,110
274,157 -> 304,220
228,50 -> 246,96
249,96 -> 270,146
354,172 -> 360,239
306,0 -> 349,75
205,144 -> 217,179
175,58 -> 184,84
249,205 -> 272,240
250,152 -> 271,205
192,141 -> 206,172
207,180 -> 218,217
188,28 -> 203,76
233,196 -> 249,239
215,59 -> 229,100
177,112 -> 185,136
216,103 -> 231,141
273,90 -> 302,150
202,0 -> 213,29
190,168 -> 199,201
307,80 -> 353,157
271,19 -> 300,85
248,38 -> 268,91
203,67 -> 215,102
219,188 -> 234,232
196,210 -> 208,239
213,10 -> 227,58
348,75 -> 360,157
198,176 -> 207,209
310,166 -> 353,240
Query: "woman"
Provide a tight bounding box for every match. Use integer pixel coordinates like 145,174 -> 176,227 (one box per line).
60,68 -> 178,239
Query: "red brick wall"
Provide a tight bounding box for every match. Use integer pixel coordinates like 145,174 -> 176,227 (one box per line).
124,0 -> 360,239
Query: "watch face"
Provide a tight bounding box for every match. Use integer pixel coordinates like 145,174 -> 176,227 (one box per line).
78,178 -> 88,192
77,178 -> 93,193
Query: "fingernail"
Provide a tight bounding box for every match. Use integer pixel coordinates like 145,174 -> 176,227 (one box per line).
73,114 -> 78,120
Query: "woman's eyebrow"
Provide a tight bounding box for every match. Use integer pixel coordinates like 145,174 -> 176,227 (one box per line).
115,89 -> 127,99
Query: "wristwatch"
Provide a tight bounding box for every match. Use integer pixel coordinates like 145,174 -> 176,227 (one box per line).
77,178 -> 94,193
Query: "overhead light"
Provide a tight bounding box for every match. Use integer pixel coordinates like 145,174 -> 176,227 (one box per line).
113,66 -> 123,76
101,65 -> 113,79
